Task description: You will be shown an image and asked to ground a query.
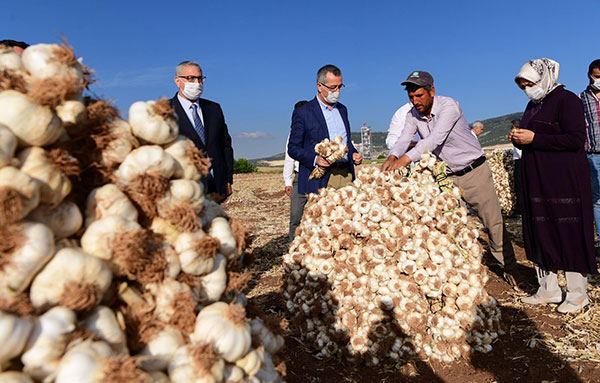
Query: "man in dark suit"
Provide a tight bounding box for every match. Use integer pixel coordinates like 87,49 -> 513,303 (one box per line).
170,61 -> 234,202
288,64 -> 362,195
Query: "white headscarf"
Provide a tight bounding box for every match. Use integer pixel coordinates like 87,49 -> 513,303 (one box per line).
515,58 -> 563,101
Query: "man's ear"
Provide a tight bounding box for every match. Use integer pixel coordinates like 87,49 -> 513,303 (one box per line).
430,86 -> 436,97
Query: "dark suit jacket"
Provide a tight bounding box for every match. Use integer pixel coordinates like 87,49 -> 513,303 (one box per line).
288,97 -> 357,195
170,94 -> 234,196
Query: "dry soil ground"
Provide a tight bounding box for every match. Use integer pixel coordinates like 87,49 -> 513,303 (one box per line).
223,170 -> 600,383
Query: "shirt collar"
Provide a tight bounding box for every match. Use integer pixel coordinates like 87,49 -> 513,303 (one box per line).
414,96 -> 438,121
177,93 -> 199,110
316,95 -> 337,111
586,87 -> 600,101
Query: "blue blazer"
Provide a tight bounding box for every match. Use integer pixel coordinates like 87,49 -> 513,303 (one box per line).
288,97 -> 357,195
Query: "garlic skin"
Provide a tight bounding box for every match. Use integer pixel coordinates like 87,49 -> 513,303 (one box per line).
151,217 -> 181,245
165,136 -> 205,181
0,46 -> 23,70
56,100 -> 86,127
153,279 -> 196,325
235,348 -> 261,376
198,254 -> 227,302
81,215 -> 141,260
21,306 -> 77,381
18,146 -> 72,207
140,327 -> 186,372
174,231 -> 215,276
250,318 -> 285,354
168,344 -> 225,383
209,217 -> 237,259
159,179 -> 205,215
29,247 -> 112,310
21,43 -> 83,81
114,145 -> 178,183
129,100 -> 178,145
0,166 -> 41,222
83,306 -> 128,354
223,365 -> 245,383
0,124 -> 17,167
85,184 -> 138,228
191,302 -> 252,363
28,201 -> 83,239
0,90 -> 63,147
54,339 -> 114,383
0,371 -> 34,383
0,312 -> 33,367
0,221 -> 54,294
199,199 -> 228,228
100,120 -> 137,168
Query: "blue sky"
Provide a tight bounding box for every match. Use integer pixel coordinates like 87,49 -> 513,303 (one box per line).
4,1 -> 596,159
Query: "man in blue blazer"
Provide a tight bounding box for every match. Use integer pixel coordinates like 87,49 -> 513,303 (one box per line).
288,65 -> 362,195
170,61 -> 234,202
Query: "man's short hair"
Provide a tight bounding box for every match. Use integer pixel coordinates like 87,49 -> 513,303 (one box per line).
0,40 -> 29,50
511,119 -> 520,128
176,61 -> 202,76
405,83 -> 432,92
472,121 -> 483,129
589,59 -> 600,74
317,64 -> 341,83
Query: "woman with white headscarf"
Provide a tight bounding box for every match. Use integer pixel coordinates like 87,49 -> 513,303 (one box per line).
511,58 -> 598,313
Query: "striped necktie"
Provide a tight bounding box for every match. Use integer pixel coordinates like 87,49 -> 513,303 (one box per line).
190,103 -> 206,145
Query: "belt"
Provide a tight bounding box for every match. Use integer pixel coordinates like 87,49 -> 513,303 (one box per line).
329,161 -> 350,169
450,156 -> 485,177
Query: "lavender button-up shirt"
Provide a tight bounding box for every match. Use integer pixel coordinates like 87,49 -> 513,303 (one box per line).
389,95 -> 484,173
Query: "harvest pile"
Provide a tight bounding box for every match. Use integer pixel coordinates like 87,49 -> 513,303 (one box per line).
284,154 -> 502,365
486,149 -> 516,216
308,135 -> 348,180
0,43 -> 284,383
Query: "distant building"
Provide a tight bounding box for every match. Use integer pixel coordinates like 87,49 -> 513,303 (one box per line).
361,123 -> 372,160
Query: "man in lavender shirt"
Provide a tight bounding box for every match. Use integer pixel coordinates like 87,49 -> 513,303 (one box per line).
382,71 -> 518,286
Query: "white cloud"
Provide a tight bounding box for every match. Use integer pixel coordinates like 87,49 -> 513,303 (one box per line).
236,131 -> 274,139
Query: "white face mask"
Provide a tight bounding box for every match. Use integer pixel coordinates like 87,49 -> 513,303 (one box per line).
591,78 -> 600,91
181,82 -> 203,100
524,85 -> 545,103
324,90 -> 340,104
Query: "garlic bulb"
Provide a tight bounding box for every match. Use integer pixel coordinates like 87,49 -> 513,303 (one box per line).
129,98 -> 178,145
21,43 -> 83,81
198,254 -> 227,302
0,312 -> 33,366
29,247 -> 112,311
250,318 -> 285,354
0,371 -> 34,383
0,221 -> 54,294
21,306 -> 76,381
157,179 -> 205,232
223,365 -> 245,383
0,124 -> 17,167
83,306 -> 128,354
174,231 -> 218,276
151,217 -> 181,245
81,215 -> 141,261
252,348 -> 283,383
114,145 -> 178,184
309,135 -> 348,180
28,201 -> 83,239
0,166 -> 40,224
98,120 -> 137,168
168,343 -> 225,383
234,348 -> 261,376
139,327 -> 186,372
165,136 -> 210,181
191,301 -> 252,363
56,100 -> 86,127
209,217 -> 237,259
85,184 -> 138,228
0,90 -> 63,146
152,279 -> 198,334
0,46 -> 23,71
199,199 -> 228,229
18,146 -> 74,207
487,149 -> 516,216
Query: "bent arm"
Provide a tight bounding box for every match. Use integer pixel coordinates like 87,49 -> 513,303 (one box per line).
288,109 -> 317,169
530,95 -> 587,151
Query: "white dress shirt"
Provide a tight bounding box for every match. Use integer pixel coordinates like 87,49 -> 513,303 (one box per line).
177,93 -> 204,126
283,134 -> 299,187
386,102 -> 414,150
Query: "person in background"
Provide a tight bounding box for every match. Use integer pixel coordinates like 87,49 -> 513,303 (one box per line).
510,119 -> 523,218
580,59 -> 600,251
513,58 -> 597,313
170,61 -> 234,203
284,100 -> 309,241
471,121 -> 484,137
382,70 -> 518,286
386,102 -> 414,150
0,39 -> 29,54
288,64 -> 362,195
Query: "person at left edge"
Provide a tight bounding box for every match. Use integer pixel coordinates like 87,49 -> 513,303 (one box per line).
170,61 -> 234,202
288,64 -> 362,195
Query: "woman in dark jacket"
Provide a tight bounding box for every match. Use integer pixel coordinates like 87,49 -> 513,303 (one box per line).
511,58 -> 598,313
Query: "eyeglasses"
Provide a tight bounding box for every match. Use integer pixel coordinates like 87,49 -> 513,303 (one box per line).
319,82 -> 345,91
177,75 -> 206,82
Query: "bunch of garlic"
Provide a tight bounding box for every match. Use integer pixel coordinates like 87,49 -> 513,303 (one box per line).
309,135 -> 348,180
0,41 -> 285,383
487,149 -> 516,216
284,152 -> 502,365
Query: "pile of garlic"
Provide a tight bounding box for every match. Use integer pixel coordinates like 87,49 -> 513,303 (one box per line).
0,42 -> 284,383
284,153 -> 502,365
486,149 -> 516,216
309,135 -> 348,180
